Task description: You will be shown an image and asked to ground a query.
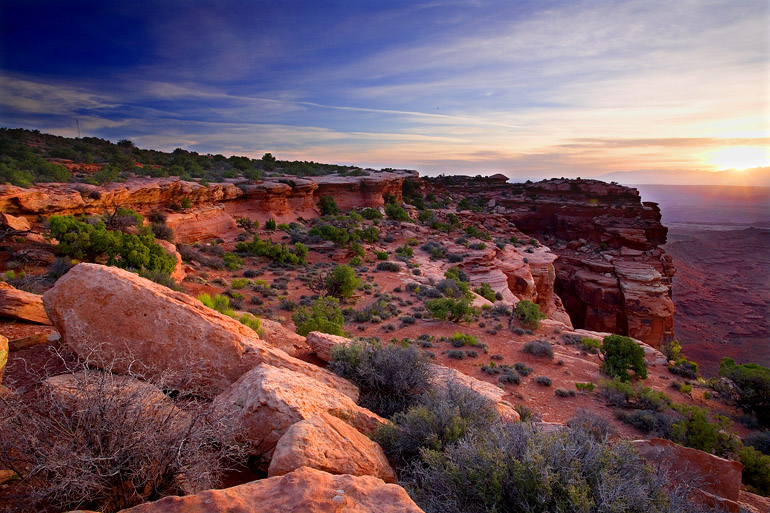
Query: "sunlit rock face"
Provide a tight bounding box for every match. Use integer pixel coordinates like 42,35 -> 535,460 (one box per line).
432,176 -> 676,347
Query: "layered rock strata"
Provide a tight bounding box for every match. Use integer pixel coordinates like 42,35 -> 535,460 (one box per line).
434,176 -> 675,347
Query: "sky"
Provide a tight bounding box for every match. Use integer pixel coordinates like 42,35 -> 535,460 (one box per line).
0,0 -> 768,184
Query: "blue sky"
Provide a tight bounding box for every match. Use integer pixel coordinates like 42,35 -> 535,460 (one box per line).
1,0 -> 768,182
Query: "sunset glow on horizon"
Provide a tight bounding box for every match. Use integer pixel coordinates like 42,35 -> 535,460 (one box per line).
0,0 -> 768,185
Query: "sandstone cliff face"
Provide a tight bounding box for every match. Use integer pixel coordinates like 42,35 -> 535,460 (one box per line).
434,176 -> 675,347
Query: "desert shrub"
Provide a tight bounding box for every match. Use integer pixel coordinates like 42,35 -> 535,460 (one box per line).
448,332 -> 478,347
498,367 -> 521,385
513,299 -> 545,329
491,303 -> 512,317
230,277 -> 250,289
601,334 -> 647,381
719,358 -> 770,427
376,261 -> 401,272
329,340 -> 431,418
447,349 -> 465,359
350,241 -> 365,257
534,376 -> 552,387
738,445 -> 770,495
436,278 -> 468,298
150,222 -> 174,242
292,296 -> 344,336
375,250 -> 388,260
567,409 -> 612,440
425,297 -> 479,322
579,337 -> 601,354
420,241 -> 447,259
354,226 -> 379,242
402,421 -> 696,513
319,195 -> 339,215
395,244 -> 413,258
375,383 -> 498,467
197,293 -> 262,334
669,405 -> 735,456
180,197 -> 192,209
513,362 -> 533,376
349,256 -> 362,266
669,360 -> 699,379
522,339 -> 554,359
324,264 -> 361,299
385,203 -> 410,221
359,207 -> 382,220
0,365 -> 244,513
222,252 -> 244,270
473,283 -> 496,302
48,257 -> 74,279
600,377 -> 637,407
308,223 -> 350,245
345,298 -> 399,323
615,409 -> 670,434
575,382 -> 595,392
264,218 -> 276,231
636,386 -> 672,411
468,242 -> 486,250
744,430 -> 770,455
555,388 -> 575,397
49,215 -> 176,275
446,252 -> 464,263
235,236 -> 306,264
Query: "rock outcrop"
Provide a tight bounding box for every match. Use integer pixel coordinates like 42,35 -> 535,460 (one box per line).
428,364 -> 520,422
0,283 -> 51,324
433,176 -> 675,347
212,363 -> 385,464
632,438 -> 743,502
120,466 -> 425,513
42,263 -> 358,399
0,334 -> 7,386
0,213 -> 30,232
268,412 -> 397,483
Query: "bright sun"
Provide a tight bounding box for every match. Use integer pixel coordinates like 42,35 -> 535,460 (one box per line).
703,146 -> 770,170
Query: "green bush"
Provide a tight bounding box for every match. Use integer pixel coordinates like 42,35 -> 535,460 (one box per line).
395,244 -> 413,258
197,293 -> 261,334
425,297 -> 479,322
319,195 -> 339,216
575,382 -> 595,392
48,215 -> 175,276
265,218 -> 276,231
669,404 -> 735,457
222,252 -> 244,270
385,203 -> 410,221
513,300 -> 545,329
325,264 -> 361,299
359,207 -> 382,220
235,236 -> 306,264
738,445 -> 770,495
473,283 -> 496,302
350,242 -> 365,257
375,250 -> 388,260
601,334 -> 647,381
292,296 -> 344,336
719,358 -> 770,427
448,332 -> 478,347
329,339 -> 431,418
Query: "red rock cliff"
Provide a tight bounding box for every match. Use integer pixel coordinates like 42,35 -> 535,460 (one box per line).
432,176 -> 676,347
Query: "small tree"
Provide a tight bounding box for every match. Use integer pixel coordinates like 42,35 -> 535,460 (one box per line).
601,334 -> 647,381
319,195 -> 339,216
325,264 -> 360,300
512,299 -> 545,329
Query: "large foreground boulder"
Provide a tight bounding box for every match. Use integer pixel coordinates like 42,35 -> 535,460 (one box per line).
269,412 -> 396,483
213,364 -> 386,464
42,264 -> 357,399
258,318 -> 310,356
0,283 -> 51,324
120,466 -> 424,513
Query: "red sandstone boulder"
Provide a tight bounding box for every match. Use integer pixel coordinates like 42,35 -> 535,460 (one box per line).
0,213 -> 30,232
165,205 -> 238,244
306,331 -> 351,361
42,263 -> 358,399
0,285 -> 51,324
268,412 -> 397,483
120,466 -> 424,513
631,438 -> 742,502
0,335 -> 7,386
212,364 -> 386,464
259,318 -> 310,356
154,239 -> 185,282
